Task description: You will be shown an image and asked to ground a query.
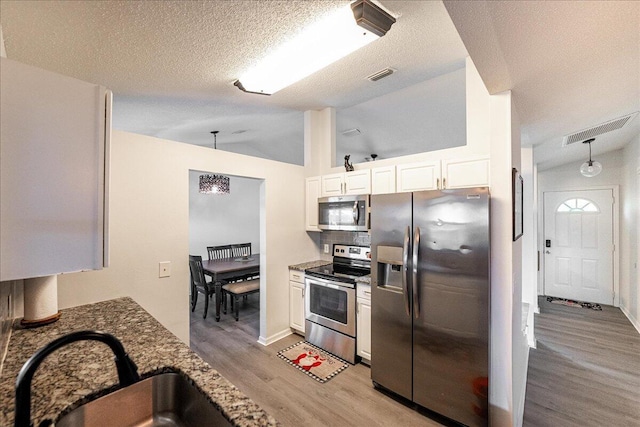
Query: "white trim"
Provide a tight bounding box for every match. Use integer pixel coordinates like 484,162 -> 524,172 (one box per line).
540,185 -> 620,307
620,305 -> 640,335
258,328 -> 292,346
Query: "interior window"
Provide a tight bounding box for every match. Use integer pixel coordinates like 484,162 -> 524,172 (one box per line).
556,198 -> 599,213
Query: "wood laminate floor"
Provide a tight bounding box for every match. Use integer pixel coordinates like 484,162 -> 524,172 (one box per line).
190,294 -> 640,426
523,297 -> 640,426
189,294 -> 441,427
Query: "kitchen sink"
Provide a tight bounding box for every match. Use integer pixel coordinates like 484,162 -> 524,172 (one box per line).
56,372 -> 233,427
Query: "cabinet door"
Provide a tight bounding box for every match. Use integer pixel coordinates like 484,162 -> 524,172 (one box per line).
0,58 -> 110,281
305,177 -> 321,232
321,173 -> 345,197
371,166 -> 396,195
344,170 -> 371,195
357,299 -> 372,360
290,282 -> 305,333
396,161 -> 440,193
442,157 -> 490,189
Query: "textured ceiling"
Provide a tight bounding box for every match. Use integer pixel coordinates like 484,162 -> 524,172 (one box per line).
444,0 -> 640,170
0,0 -> 468,165
3,1 -> 637,170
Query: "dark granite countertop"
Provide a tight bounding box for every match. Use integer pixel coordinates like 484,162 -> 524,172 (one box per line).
288,260 -> 331,271
0,297 -> 278,427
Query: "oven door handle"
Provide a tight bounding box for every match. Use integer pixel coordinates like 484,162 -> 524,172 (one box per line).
307,277 -> 355,290
402,226 -> 411,316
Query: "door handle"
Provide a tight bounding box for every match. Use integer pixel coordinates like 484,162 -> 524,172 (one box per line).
436,178 -> 440,190
402,226 -> 411,316
413,227 -> 420,319
545,250 -> 551,254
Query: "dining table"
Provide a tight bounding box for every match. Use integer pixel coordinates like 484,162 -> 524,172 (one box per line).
201,254 -> 260,321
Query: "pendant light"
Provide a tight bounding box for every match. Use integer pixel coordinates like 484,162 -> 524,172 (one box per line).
579,138 -> 602,178
199,131 -> 230,194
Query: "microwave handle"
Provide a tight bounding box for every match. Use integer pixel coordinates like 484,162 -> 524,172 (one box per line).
353,201 -> 360,224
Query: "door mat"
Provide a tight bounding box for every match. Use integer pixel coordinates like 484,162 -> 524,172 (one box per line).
547,296 -> 602,310
277,341 -> 348,383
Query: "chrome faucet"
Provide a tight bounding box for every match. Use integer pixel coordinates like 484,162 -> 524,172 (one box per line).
14,330 -> 140,427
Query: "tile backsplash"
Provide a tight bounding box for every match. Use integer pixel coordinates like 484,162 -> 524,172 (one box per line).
317,231 -> 371,260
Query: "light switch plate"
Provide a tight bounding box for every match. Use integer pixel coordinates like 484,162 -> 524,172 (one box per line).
323,244 -> 329,253
159,261 -> 171,278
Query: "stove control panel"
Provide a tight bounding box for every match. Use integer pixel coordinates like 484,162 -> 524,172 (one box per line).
334,244 -> 371,261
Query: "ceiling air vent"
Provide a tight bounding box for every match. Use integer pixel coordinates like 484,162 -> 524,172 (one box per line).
562,112 -> 639,146
367,67 -> 395,82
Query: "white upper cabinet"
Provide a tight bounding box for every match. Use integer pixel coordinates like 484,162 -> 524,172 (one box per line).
396,161 -> 441,193
0,58 -> 111,281
321,173 -> 345,196
305,177 -> 321,232
396,157 -> 490,193
321,170 -> 371,197
441,156 -> 490,189
371,166 -> 396,195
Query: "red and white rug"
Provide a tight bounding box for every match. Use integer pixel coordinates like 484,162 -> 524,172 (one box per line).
277,341 -> 348,383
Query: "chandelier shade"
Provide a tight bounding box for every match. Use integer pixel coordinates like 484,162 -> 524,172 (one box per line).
199,174 -> 230,194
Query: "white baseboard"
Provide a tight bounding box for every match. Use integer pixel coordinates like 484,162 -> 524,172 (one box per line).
620,305 -> 640,335
258,328 -> 292,346
515,344 -> 531,427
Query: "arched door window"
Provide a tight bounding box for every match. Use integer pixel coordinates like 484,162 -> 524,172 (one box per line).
556,198 -> 599,213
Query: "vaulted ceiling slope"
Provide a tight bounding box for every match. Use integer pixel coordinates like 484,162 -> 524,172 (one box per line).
0,1 -> 467,166
444,0 -> 640,170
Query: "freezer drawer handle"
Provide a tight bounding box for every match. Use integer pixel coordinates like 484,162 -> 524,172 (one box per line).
413,227 -> 420,319
402,226 -> 411,316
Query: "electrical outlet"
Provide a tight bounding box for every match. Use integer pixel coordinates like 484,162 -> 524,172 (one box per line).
323,244 -> 330,254
159,261 -> 171,278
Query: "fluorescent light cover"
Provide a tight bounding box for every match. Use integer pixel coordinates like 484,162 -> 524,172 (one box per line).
238,5 -> 379,95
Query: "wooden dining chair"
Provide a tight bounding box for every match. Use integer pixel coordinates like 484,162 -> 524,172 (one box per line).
189,255 -> 215,319
207,245 -> 232,260
231,243 -> 251,257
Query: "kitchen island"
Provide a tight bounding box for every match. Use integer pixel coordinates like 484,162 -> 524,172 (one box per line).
0,297 -> 278,426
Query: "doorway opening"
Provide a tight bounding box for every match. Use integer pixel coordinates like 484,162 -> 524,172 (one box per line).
188,170 -> 263,349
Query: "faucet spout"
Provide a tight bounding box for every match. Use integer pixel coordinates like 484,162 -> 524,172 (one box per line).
15,330 -> 140,427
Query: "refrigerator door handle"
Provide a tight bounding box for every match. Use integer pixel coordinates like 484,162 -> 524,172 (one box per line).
402,226 -> 411,316
413,227 -> 420,319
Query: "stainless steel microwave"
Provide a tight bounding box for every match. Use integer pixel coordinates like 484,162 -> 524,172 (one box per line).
318,195 -> 369,231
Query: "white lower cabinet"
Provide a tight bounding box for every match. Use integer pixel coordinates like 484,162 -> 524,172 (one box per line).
289,269 -> 306,334
356,283 -> 372,363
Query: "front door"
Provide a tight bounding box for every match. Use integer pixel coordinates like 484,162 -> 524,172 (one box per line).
543,189 -> 614,305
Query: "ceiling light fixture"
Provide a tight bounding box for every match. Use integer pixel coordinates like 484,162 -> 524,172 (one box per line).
579,138 -> 602,178
234,0 -> 395,96
199,131 -> 230,194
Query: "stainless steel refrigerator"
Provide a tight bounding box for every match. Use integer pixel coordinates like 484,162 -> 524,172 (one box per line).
371,188 -> 490,427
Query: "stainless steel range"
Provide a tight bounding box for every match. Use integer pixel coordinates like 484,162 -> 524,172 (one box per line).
304,244 -> 371,364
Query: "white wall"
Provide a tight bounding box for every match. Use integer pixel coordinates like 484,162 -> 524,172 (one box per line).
621,135 -> 639,332
56,130 -> 318,344
188,172 -> 260,259
521,147 -> 538,347
306,57 -> 492,176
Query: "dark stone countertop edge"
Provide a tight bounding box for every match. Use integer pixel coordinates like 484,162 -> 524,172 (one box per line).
0,297 -> 278,427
